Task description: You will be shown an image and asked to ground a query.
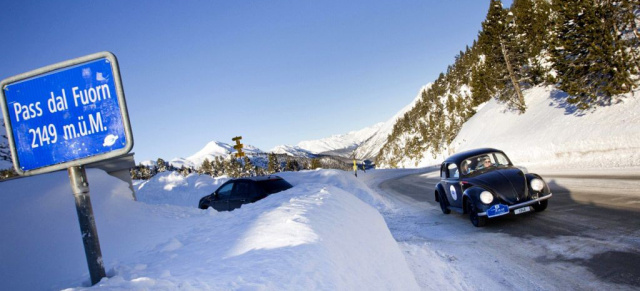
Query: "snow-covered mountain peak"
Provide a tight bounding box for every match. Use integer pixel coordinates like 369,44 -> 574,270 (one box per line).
167,141 -> 263,169
296,122 -> 385,155
187,141 -> 234,161
269,145 -> 315,158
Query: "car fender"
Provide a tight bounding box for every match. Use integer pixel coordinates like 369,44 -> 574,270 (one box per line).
525,173 -> 551,194
198,194 -> 213,209
463,186 -> 489,213
435,182 -> 447,202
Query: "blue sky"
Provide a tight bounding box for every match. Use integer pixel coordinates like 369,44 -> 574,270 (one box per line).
0,0 -> 511,162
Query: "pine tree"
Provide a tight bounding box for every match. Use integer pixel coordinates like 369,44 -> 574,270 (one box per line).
470,61 -> 493,106
224,157 -> 242,178
267,153 -> 279,173
140,166 -> 152,180
510,0 -> 552,85
310,158 -> 321,169
242,156 -> 254,177
179,166 -> 191,177
213,156 -> 223,176
0,133 -> 10,163
551,0 -> 638,109
157,158 -> 167,172
479,0 -> 526,112
199,158 -> 213,175
285,158 -> 294,172
1,168 -> 18,180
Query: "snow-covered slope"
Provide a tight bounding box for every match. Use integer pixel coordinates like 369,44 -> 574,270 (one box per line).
0,168 -> 419,290
269,144 -> 316,158
296,123 -> 384,157
394,85 -> 640,170
353,85 -> 427,160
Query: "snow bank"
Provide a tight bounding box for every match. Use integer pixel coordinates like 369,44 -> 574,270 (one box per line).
135,171 -> 228,207
0,169 -> 418,290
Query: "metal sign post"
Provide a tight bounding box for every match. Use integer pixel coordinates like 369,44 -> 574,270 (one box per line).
68,165 -> 106,285
0,52 -> 133,285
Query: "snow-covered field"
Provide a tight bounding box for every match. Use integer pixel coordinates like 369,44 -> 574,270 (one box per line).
0,168 -> 418,290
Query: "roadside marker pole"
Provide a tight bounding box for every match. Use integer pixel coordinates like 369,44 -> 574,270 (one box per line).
68,165 -> 106,285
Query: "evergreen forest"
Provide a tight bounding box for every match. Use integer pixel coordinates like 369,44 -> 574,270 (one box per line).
376,0 -> 640,168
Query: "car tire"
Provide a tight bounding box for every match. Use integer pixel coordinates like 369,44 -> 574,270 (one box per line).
467,199 -> 486,227
437,191 -> 451,214
532,199 -> 548,212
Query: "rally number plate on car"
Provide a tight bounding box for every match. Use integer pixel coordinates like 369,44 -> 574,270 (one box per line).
514,206 -> 531,215
486,204 -> 509,218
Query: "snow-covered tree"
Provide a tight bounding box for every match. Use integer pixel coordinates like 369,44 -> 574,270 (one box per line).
552,0 -> 639,109
157,158 -> 167,173
267,153 -> 279,174
310,158 -> 321,169
199,158 -> 213,175
479,0 -> 527,112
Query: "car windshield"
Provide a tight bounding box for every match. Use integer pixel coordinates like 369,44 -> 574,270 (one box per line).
256,179 -> 293,194
460,152 -> 510,176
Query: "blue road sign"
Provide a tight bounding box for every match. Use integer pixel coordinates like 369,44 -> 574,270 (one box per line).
0,52 -> 133,175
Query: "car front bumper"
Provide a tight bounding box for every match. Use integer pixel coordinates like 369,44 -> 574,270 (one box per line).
477,193 -> 553,217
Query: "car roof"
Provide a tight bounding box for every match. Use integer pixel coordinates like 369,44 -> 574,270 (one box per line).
232,175 -> 285,182
444,148 -> 506,164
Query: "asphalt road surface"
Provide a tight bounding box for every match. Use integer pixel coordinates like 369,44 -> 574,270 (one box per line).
379,168 -> 640,289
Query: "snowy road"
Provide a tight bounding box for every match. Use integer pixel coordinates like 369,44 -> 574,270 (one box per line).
367,168 -> 640,290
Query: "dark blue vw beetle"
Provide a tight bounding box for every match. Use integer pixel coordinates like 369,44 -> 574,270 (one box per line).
435,148 -> 552,227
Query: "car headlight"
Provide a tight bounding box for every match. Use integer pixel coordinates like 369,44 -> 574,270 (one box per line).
530,178 -> 544,192
480,191 -> 494,204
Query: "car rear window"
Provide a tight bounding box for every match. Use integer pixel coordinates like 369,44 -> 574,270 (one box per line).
257,179 -> 293,194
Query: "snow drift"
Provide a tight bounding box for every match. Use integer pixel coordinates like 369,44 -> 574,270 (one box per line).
0,168 -> 418,290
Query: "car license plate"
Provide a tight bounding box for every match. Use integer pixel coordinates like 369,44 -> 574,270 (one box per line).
515,206 -> 531,215
486,204 -> 509,218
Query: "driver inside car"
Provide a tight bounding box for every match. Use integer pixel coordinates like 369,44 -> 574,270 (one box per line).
477,157 -> 493,170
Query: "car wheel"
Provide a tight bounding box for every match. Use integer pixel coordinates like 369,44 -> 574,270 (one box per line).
532,199 -> 548,212
437,191 -> 451,214
467,199 -> 486,227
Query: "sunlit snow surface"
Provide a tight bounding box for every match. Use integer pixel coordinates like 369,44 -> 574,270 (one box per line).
0,168 -> 418,290
387,86 -> 640,171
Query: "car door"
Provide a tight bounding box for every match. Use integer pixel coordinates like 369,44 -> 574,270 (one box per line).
443,162 -> 463,208
228,181 -> 255,211
212,182 -> 234,211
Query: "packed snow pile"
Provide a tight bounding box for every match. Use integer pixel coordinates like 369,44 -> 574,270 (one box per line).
0,168 -> 417,290
135,171 -> 229,207
395,85 -> 640,171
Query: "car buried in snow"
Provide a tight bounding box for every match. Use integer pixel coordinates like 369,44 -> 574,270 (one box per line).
435,148 -> 552,227
198,175 -> 293,211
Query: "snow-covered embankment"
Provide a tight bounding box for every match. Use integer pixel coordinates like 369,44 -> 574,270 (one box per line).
0,169 -> 418,290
